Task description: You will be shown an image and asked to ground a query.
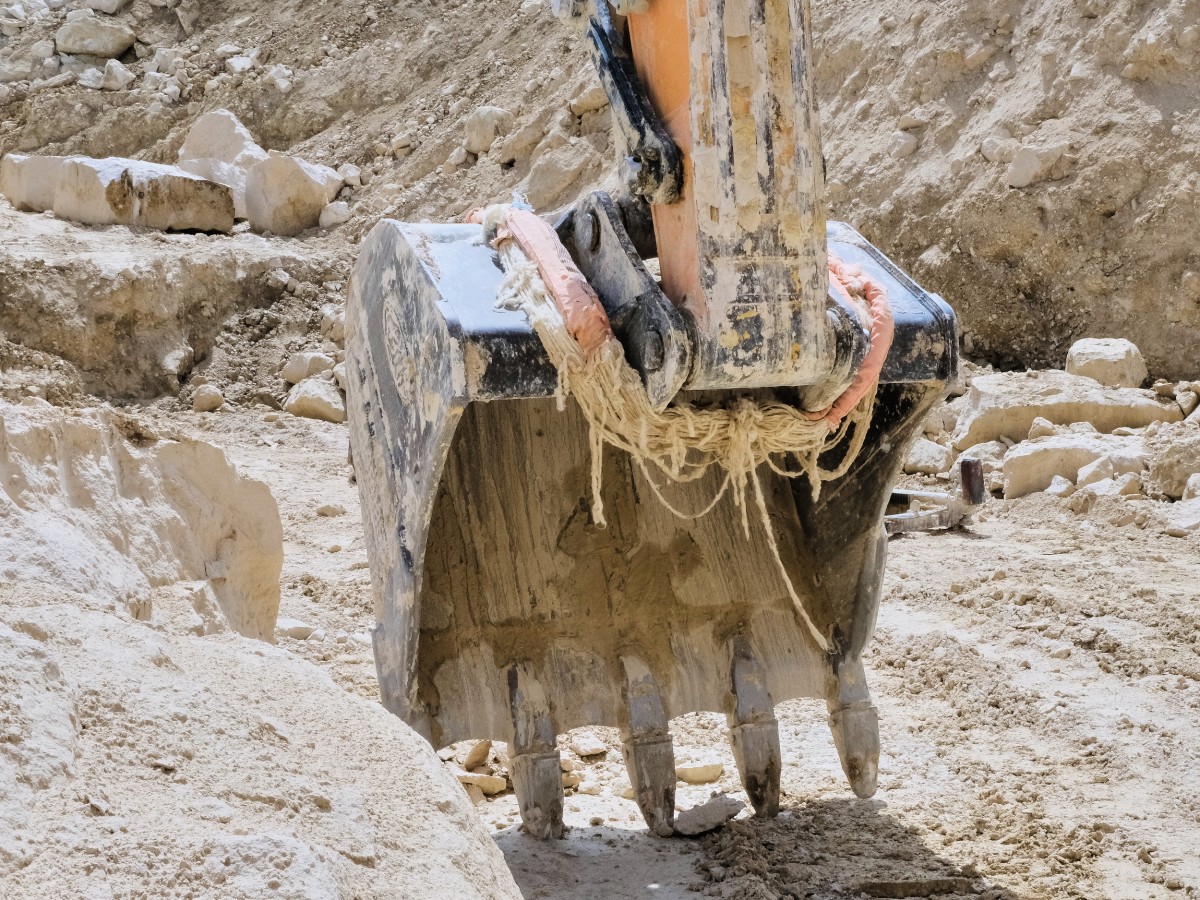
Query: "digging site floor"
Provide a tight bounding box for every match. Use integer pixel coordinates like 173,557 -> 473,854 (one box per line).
128,407 -> 1200,899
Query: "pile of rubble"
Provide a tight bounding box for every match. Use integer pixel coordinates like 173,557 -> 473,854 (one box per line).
906,338 -> 1200,536
1,109 -> 349,235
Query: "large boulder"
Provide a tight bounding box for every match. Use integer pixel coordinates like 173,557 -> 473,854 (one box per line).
0,153 -> 67,212
1065,338 -> 1149,388
1001,433 -> 1147,499
54,157 -> 234,233
54,14 -> 136,58
952,370 -> 1181,451
244,152 -> 342,236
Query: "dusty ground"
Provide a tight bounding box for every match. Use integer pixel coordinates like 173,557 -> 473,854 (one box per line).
136,406 -> 1196,900
3,0 -> 1200,897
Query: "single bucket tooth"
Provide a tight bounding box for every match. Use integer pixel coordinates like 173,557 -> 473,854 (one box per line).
825,656 -> 879,799
728,637 -> 781,818
506,665 -> 564,839
619,657 -> 675,837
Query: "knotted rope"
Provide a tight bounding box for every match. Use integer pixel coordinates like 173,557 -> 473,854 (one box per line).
478,204 -> 893,652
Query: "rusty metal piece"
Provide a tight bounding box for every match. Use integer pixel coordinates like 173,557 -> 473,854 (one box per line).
885,457 -> 988,535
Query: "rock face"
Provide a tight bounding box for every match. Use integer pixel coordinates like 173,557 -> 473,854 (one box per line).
245,152 -> 342,236
52,157 -> 235,233
0,203 -> 325,398
54,15 -> 135,57
0,399 -> 282,641
952,370 -> 1181,450
1065,339 -> 1149,388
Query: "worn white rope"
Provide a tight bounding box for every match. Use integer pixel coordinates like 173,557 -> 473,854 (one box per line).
494,238 -> 877,653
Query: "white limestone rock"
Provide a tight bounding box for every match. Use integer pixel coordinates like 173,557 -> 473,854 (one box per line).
464,105 -> 514,155
177,157 -> 248,218
53,157 -> 234,232
318,200 -> 350,228
675,759 -> 724,785
178,108 -> 268,170
1065,338 -> 1148,388
1144,422 -> 1200,499
904,437 -> 954,475
0,153 -> 67,212
1005,142 -> 1067,188
1075,455 -> 1114,489
1045,474 -> 1075,497
952,370 -> 1181,451
1002,433 -> 1147,499
55,15 -> 135,58
192,384 -> 223,412
244,152 -> 342,236
284,378 -> 346,424
1164,498 -> 1200,536
673,794 -> 744,837
281,351 -> 334,385
83,0 -> 132,13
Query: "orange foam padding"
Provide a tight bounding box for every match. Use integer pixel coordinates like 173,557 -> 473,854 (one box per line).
499,208 -> 614,357
807,258 -> 895,429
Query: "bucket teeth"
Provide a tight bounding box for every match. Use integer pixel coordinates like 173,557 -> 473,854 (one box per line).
506,666 -> 565,839
825,656 -> 880,799
729,639 -> 781,818
620,657 -> 676,836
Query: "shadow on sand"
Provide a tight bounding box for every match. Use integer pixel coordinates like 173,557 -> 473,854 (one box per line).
497,796 -> 1026,899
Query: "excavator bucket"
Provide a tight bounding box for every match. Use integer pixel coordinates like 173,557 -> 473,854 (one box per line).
345,0 -> 957,839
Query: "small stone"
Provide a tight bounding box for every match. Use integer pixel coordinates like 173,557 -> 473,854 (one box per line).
981,134 -> 1018,163
561,771 -> 582,789
337,163 -> 361,186
1045,475 -> 1075,498
284,378 -> 346,424
673,794 -> 744,836
319,201 -> 350,228
276,617 -> 316,640
570,734 -> 607,758
1005,143 -> 1067,188
84,0 -> 133,13
447,146 -> 468,168
569,84 -> 609,116
316,503 -> 345,517
225,55 -> 254,76
464,105 -> 514,155
676,759 -> 724,785
457,772 -> 507,796
462,739 -> 492,771
1065,338 -> 1148,388
192,384 -> 223,412
1049,645 -> 1072,660
1028,416 -> 1057,439
904,437 -> 954,475
307,628 -> 326,642
588,815 -> 605,826
281,351 -> 334,385
888,130 -> 919,159
577,780 -> 601,795
463,783 -> 486,805
1075,456 -> 1114,489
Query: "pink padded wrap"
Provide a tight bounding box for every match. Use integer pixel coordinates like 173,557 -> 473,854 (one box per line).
493,208 -> 614,358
